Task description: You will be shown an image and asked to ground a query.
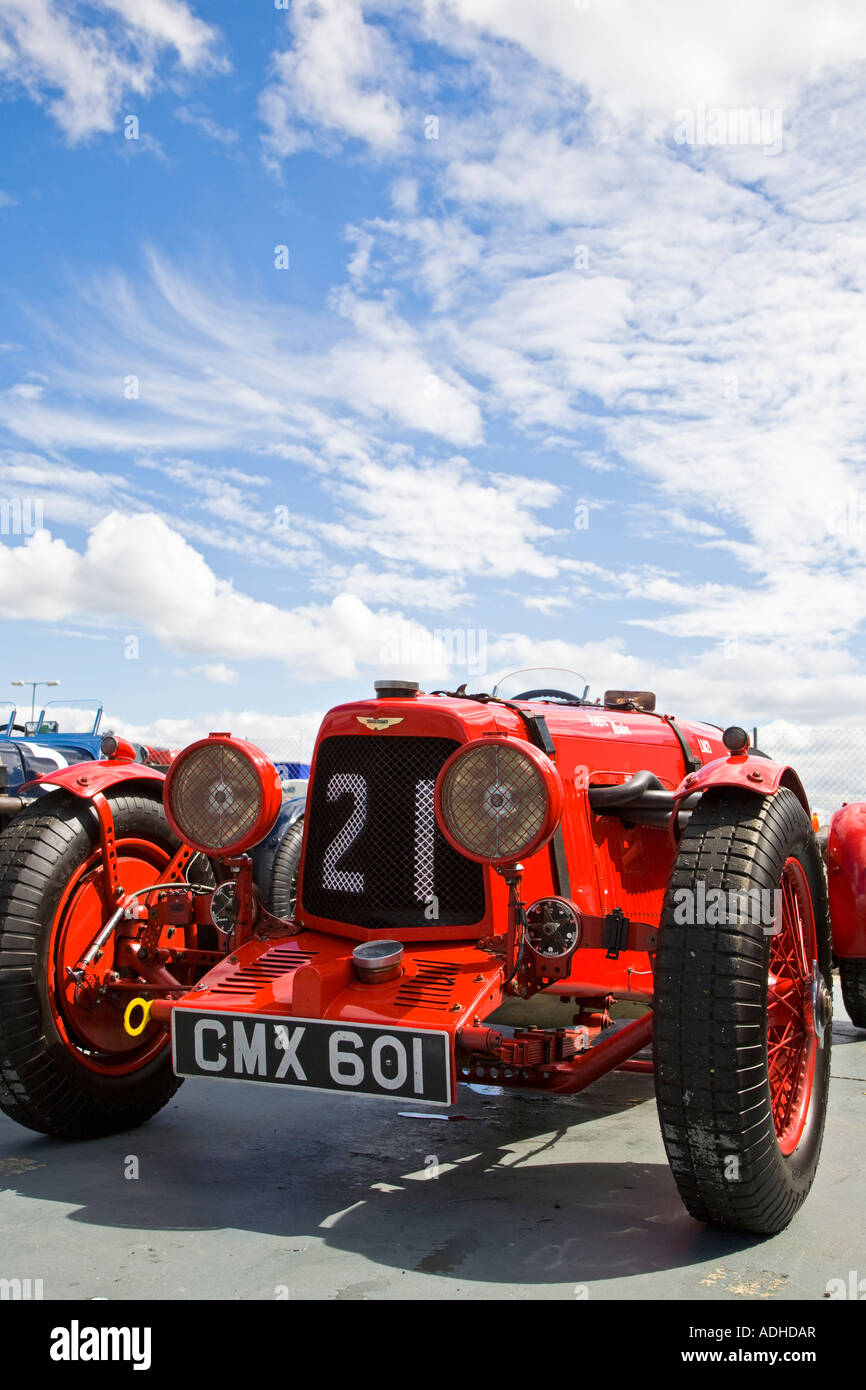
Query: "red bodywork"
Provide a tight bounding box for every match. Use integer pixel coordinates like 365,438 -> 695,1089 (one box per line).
671,751 -> 809,828
23,761 -> 166,799
119,692 -> 811,1103
826,803 -> 866,959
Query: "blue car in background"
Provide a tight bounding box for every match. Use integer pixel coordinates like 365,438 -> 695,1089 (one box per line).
251,763 -> 308,918
0,699 -> 111,825
0,700 -> 310,908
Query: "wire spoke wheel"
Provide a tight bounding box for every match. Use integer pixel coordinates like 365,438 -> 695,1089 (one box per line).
49,837 -> 172,1075
654,787 -> 832,1235
0,790 -> 192,1139
766,859 -> 818,1154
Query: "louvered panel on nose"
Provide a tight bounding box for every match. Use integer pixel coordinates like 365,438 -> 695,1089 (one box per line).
395,961 -> 460,1011
210,946 -> 317,996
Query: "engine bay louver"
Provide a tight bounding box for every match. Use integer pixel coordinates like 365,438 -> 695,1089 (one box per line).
210,945 -> 317,998
395,961 -> 460,1011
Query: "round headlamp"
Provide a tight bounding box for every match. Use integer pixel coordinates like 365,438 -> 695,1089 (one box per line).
163,733 -> 282,856
434,736 -> 563,867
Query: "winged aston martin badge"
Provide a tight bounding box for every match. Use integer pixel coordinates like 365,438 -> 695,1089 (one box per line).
356,716 -> 404,731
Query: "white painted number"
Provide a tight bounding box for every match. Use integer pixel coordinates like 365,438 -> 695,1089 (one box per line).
326,1030 -> 426,1095
414,778 -> 435,903
322,773 -> 367,892
323,773 -> 437,901
328,1029 -> 365,1086
371,1035 -> 408,1091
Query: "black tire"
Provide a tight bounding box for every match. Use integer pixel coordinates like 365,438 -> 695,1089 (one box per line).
0,789 -> 183,1140
654,788 -> 832,1234
839,958 -> 866,1028
267,817 -> 304,919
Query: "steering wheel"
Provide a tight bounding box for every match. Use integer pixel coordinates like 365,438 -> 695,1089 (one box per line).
511,687 -> 584,702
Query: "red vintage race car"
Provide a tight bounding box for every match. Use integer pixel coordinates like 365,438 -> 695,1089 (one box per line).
0,671 -> 855,1236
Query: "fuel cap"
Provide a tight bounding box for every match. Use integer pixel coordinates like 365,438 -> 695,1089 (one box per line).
352,939 -> 404,984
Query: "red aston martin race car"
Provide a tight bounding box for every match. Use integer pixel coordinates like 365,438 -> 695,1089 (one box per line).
0,670 -> 859,1236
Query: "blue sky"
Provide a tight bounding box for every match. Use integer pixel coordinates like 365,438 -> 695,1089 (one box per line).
1,0 -> 866,754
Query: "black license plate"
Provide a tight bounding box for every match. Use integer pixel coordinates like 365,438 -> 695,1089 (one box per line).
172,1009 -> 452,1105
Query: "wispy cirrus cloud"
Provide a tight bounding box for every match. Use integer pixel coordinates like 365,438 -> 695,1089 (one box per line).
0,249 -> 482,452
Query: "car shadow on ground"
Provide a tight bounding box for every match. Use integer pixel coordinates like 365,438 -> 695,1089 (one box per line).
0,1069 -> 769,1288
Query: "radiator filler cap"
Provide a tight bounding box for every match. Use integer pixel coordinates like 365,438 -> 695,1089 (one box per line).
353,939 -> 404,983
374,679 -> 419,699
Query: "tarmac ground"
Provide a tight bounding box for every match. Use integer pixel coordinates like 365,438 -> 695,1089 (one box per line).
0,981 -> 862,1301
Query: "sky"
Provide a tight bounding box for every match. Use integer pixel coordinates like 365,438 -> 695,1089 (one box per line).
1,0 -> 866,761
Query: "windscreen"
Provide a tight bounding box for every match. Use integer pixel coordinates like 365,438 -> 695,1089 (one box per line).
488,668 -> 590,703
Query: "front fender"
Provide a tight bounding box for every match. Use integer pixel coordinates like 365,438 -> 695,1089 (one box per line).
20,758 -> 165,800
827,803 -> 866,960
671,753 -> 809,841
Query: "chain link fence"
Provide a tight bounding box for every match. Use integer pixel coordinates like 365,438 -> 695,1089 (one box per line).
757,722 -> 866,824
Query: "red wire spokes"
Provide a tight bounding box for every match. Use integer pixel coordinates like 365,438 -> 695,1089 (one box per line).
766,858 -> 818,1153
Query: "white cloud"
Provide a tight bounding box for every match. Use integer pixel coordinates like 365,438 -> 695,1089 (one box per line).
521,594 -> 570,615
342,99 -> 866,651
260,0 -> 404,161
484,631 -> 866,730
430,0 -> 866,121
0,0 -> 224,142
312,562 -> 468,611
7,382 -> 43,399
0,511 -> 457,681
0,449 -> 136,529
316,454 -> 563,579
108,707 -> 325,762
190,662 -> 238,685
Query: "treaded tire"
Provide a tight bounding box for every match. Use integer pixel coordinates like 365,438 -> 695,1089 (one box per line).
654,787 -> 832,1234
268,817 -> 304,919
839,958 -> 866,1029
0,790 -> 183,1140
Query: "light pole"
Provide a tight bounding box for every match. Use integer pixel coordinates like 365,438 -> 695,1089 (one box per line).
11,679 -> 60,725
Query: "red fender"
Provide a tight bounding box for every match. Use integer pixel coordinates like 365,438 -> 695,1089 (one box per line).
671,753 -> 810,842
827,803 -> 866,960
21,758 -> 166,800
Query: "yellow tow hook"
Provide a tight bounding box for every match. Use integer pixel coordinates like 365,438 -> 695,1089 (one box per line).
123,997 -> 153,1037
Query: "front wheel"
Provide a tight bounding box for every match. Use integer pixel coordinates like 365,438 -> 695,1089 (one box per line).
654,787 -> 833,1234
0,790 -> 185,1139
